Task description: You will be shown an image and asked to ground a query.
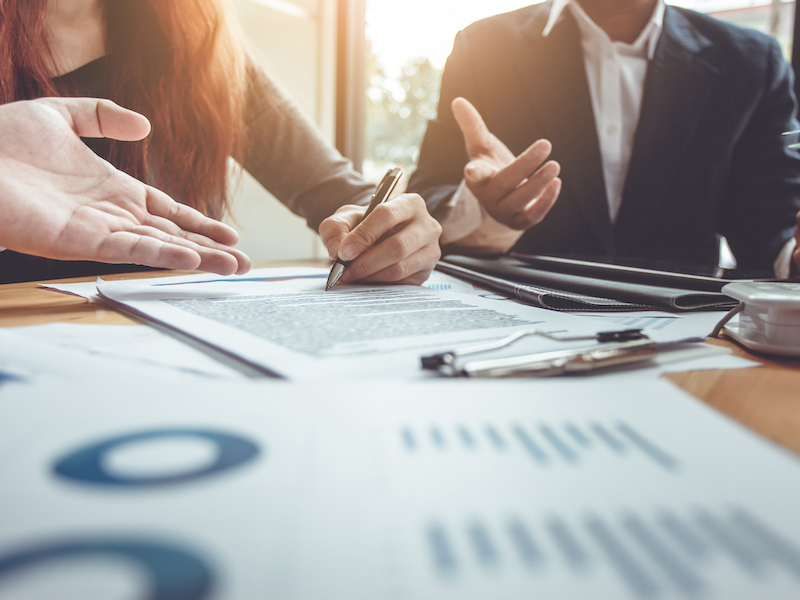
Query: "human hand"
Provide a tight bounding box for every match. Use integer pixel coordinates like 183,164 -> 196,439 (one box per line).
0,98 -> 250,275
318,193 -> 442,285
452,97 -> 562,230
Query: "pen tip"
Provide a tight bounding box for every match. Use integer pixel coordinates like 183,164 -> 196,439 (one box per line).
326,261 -> 345,291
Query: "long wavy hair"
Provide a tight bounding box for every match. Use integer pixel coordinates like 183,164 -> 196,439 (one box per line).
0,0 -> 246,218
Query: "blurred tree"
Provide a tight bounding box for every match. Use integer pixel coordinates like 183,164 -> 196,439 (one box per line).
365,45 -> 442,174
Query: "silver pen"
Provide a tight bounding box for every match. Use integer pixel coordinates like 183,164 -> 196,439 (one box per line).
326,167 -> 403,291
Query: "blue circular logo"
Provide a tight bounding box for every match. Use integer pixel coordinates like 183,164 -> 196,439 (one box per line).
53,429 -> 260,487
0,538 -> 213,600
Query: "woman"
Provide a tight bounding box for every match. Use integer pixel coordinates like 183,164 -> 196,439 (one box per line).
0,0 -> 441,284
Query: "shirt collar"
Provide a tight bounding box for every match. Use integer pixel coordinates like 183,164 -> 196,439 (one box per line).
542,0 -> 665,60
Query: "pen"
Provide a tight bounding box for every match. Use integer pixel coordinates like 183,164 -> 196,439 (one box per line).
326,167 -> 403,291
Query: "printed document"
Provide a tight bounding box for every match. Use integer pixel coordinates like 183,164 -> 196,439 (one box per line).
2,377 -> 800,599
95,273 -> 611,380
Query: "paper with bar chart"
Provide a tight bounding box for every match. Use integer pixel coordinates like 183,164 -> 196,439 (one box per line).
2,375 -> 800,599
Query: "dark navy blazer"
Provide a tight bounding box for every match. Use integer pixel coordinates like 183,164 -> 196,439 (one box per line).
408,3 -> 800,272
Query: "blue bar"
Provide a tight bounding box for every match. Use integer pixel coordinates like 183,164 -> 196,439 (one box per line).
427,524 -> 458,575
617,423 -> 678,471
506,519 -> 544,567
485,425 -> 507,450
658,512 -> 708,558
401,428 -> 415,451
654,318 -> 676,331
695,511 -> 763,575
430,427 -> 446,449
467,522 -> 500,567
591,423 -> 627,454
622,514 -> 705,596
458,426 -> 476,450
540,425 -> 578,463
585,516 -> 660,599
512,426 -> 549,465
546,517 -> 590,569
565,423 -> 591,448
731,509 -> 800,580
625,319 -> 644,327
639,317 -> 661,329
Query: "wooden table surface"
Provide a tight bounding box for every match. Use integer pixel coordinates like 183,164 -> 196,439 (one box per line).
2,266 -> 799,455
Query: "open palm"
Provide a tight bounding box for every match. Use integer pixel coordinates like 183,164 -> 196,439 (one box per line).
0,98 -> 250,275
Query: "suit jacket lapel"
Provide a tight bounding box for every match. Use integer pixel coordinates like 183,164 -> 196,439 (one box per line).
614,7 -> 719,253
514,7 -> 615,254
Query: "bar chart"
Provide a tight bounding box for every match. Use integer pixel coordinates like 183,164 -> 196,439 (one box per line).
399,420 -> 679,471
423,507 -> 800,598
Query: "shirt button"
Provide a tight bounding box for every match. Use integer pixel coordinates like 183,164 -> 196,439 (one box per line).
606,124 -> 618,136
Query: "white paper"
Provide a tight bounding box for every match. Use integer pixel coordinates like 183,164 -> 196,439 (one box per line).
573,310 -> 728,342
40,266 -> 334,300
10,323 -> 247,380
96,275 -> 614,381
0,328 -> 257,391
2,378 -> 800,599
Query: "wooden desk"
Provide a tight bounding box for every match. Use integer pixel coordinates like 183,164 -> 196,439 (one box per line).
2,267 -> 799,455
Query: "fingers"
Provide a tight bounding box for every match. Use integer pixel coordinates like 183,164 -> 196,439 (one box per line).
507,178 -> 562,230
345,245 -> 440,286
47,98 -> 152,141
452,97 -> 494,157
463,159 -> 496,184
464,134 -> 561,231
336,194 -> 432,262
107,175 -> 250,274
318,205 -> 366,259
95,231 -> 202,272
144,184 -> 240,247
466,140 -> 554,200
96,227 -> 249,275
493,139 -> 554,194
147,225 -> 251,275
487,161 -> 561,226
336,194 -> 442,285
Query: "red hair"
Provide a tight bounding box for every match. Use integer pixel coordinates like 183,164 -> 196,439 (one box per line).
0,0 -> 246,219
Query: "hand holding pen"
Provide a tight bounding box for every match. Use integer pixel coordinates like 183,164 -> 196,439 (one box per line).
319,168 -> 442,289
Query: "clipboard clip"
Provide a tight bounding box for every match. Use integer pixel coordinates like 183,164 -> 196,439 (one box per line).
421,328 -> 704,378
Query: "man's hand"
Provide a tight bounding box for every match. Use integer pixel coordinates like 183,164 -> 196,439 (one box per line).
452,97 -> 562,230
0,98 -> 250,275
318,193 -> 442,285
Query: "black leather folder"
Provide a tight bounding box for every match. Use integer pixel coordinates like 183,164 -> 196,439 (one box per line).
436,255 -> 740,312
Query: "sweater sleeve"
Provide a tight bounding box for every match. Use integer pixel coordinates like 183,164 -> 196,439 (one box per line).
240,57 -> 373,231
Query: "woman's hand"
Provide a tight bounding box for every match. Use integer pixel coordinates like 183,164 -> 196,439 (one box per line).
319,193 -> 442,285
0,98 -> 251,275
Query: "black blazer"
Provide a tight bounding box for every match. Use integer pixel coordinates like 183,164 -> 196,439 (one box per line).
408,3 -> 800,272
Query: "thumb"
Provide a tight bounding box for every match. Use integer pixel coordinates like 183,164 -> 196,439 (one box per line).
452,97 -> 493,158
463,159 -> 496,186
48,98 -> 152,141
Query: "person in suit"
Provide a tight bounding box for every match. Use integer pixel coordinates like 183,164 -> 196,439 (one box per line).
0,97 -> 251,276
408,0 -> 800,276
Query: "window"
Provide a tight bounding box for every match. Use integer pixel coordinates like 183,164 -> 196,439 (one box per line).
361,0 -> 796,183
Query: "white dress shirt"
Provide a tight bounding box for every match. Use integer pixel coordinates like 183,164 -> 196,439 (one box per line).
439,0 -> 795,276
